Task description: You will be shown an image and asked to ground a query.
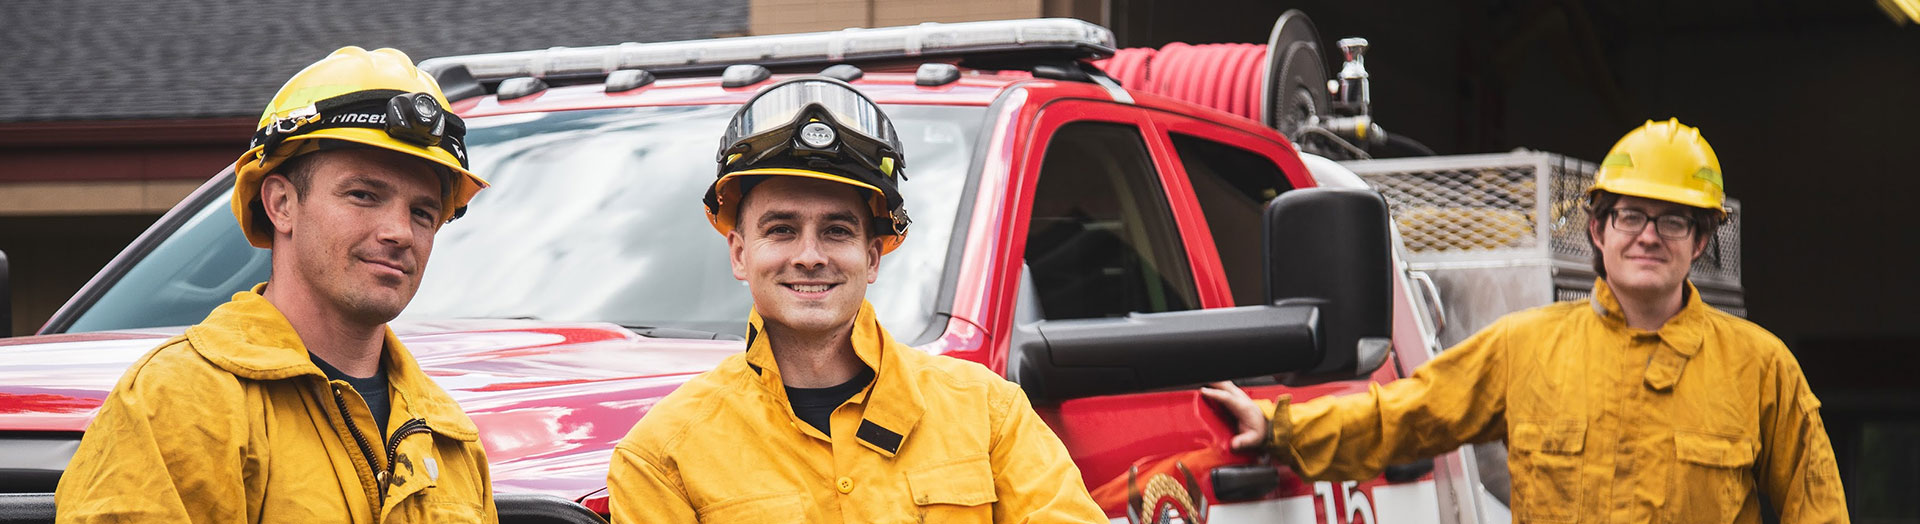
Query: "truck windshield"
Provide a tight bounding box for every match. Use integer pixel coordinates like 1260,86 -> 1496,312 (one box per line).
64,104 -> 986,341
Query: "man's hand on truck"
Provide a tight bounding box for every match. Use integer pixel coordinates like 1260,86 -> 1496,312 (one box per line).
1202,381 -> 1272,453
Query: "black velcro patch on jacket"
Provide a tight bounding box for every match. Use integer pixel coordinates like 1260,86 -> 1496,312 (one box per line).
857,420 -> 903,454
746,324 -> 762,375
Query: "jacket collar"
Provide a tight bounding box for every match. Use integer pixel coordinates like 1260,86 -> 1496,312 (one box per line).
1589,278 -> 1710,391
185,283 -> 479,441
743,300 -> 925,457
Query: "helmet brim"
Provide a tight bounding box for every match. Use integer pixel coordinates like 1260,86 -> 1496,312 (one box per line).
231,128 -> 489,248
705,167 -> 905,255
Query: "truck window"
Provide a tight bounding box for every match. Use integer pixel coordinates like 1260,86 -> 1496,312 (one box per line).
1169,133 -> 1294,306
62,104 -> 986,342
1024,122 -> 1197,320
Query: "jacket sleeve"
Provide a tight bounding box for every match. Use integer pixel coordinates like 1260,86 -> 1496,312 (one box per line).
607,443 -> 697,524
55,348 -> 251,523
988,384 -> 1108,524
1269,318 -> 1513,481
474,443 -> 500,524
1757,349 -> 1849,524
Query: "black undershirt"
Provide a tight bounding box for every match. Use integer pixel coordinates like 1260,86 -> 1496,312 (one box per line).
784,366 -> 875,436
311,354 -> 391,437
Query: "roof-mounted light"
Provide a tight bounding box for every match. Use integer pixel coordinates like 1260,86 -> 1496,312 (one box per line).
419,18 -> 1116,87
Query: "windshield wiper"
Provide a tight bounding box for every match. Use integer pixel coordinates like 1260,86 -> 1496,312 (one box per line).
459,316 -> 743,341
620,325 -> 745,341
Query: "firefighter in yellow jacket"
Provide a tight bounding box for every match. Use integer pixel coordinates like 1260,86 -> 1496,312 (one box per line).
1204,119 -> 1847,523
606,77 -> 1106,523
55,47 -> 494,522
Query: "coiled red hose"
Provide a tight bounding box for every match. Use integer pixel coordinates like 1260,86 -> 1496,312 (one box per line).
1093,43 -> 1269,122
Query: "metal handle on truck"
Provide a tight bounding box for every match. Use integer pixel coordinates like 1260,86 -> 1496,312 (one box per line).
1410,270 -> 1446,335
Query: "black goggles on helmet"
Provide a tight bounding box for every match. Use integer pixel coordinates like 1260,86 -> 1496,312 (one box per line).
250,89 -> 469,169
717,78 -> 906,184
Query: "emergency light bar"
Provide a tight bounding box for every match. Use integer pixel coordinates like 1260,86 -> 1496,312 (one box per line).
419,18 -> 1116,85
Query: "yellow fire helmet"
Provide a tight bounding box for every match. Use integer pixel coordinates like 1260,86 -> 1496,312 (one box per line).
230,46 -> 489,248
1590,118 -> 1726,217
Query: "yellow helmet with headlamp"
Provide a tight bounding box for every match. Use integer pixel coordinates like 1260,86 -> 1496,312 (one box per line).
703,76 -> 910,254
231,46 -> 489,248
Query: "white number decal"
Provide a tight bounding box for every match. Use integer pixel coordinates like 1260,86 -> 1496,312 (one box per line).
1311,481 -> 1376,524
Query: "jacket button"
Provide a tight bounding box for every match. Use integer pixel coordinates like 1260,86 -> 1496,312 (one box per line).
836,477 -> 854,494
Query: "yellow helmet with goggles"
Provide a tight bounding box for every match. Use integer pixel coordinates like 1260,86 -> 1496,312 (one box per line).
703,76 -> 910,254
231,46 -> 489,248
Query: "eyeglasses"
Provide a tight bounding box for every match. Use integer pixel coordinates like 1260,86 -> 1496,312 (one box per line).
1607,208 -> 1695,240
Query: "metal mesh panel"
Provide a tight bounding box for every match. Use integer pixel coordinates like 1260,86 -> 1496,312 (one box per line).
1557,287 -> 1592,303
1362,165 -> 1538,253
1691,203 -> 1743,284
1546,156 -> 1596,261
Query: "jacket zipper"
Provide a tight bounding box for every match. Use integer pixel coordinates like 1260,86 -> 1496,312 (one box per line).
330,382 -> 436,504
331,385 -> 386,504
385,418 -> 433,499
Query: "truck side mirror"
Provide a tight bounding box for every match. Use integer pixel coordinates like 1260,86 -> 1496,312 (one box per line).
1264,187 -> 1394,384
1,249 -> 11,338
1008,187 -> 1393,403
495,493 -> 608,523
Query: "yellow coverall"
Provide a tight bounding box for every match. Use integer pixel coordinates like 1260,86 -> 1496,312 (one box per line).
1268,279 -> 1847,523
56,286 -> 496,523
608,301 -> 1107,523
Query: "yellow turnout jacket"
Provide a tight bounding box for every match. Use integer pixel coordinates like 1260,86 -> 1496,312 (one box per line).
1267,279 -> 1847,523
608,301 -> 1105,523
55,286 -> 496,523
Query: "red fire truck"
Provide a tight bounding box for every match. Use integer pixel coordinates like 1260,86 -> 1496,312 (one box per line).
0,13 -> 1742,523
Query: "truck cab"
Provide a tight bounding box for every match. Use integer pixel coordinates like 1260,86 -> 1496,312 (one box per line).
0,17 -> 1510,524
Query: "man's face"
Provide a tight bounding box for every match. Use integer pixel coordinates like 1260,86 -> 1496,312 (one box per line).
268,148 -> 445,327
728,176 -> 882,338
1589,195 -> 1708,299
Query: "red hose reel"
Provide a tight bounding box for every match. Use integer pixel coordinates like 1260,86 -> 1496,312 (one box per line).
1091,10 -> 1332,139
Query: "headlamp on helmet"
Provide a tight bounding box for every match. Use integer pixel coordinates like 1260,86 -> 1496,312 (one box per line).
231,46 -> 490,249
388,92 -> 450,148
251,89 -> 470,170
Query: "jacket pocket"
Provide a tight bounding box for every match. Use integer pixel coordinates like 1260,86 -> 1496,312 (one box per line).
906,454 -> 998,509
427,502 -> 484,522
1509,420 -> 1585,523
697,492 -> 807,523
1671,431 -> 1756,522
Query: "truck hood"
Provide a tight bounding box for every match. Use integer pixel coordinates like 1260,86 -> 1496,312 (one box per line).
0,319 -> 740,500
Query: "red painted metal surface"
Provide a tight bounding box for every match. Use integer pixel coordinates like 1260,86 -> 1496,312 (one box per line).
1046,390 -> 1244,514
0,320 -> 738,500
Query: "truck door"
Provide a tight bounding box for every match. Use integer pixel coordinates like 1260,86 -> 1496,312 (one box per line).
1008,99 -> 1216,522
1158,109 -> 1457,524
1005,99 -> 1301,523
1008,97 -> 1453,524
